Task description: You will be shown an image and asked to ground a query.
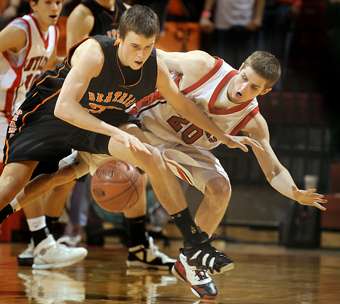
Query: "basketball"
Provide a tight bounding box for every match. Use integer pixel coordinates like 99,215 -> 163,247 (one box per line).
90,160 -> 143,213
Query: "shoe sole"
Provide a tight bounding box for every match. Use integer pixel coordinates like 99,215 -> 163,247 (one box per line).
32,253 -> 87,270
17,257 -> 33,267
126,260 -> 171,271
171,264 -> 217,300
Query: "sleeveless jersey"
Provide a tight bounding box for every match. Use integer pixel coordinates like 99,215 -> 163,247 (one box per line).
0,14 -> 57,119
134,58 -> 259,150
81,0 -> 126,36
19,35 -> 157,126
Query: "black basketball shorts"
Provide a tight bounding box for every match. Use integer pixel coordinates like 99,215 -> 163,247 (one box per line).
4,108 -> 136,165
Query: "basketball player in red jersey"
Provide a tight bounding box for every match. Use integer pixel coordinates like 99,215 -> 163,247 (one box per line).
0,0 -> 88,269
5,49 -> 327,299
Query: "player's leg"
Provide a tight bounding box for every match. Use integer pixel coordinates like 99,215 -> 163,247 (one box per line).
0,161 -> 39,214
195,175 -> 231,236
12,155 -> 89,210
162,149 -> 232,298
123,174 -> 175,271
17,160 -> 88,269
118,124 -> 188,215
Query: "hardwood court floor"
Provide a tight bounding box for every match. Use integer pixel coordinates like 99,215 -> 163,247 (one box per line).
0,241 -> 340,304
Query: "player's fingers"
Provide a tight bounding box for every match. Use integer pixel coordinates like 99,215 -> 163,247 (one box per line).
308,193 -> 327,202
312,202 -> 326,211
313,197 -> 328,204
238,143 -> 248,152
247,138 -> 263,151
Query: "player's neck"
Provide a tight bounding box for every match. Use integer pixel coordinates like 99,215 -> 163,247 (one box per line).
31,14 -> 49,33
95,0 -> 115,10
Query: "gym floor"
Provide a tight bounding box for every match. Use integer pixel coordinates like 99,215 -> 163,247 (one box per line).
0,240 -> 340,303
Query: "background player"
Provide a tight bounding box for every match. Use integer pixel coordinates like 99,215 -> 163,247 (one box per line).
0,0 -> 88,269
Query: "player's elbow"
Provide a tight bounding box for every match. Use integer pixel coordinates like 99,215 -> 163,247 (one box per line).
54,102 -> 71,121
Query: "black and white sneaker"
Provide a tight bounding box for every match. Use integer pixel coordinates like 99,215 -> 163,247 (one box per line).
17,239 -> 34,266
182,239 -> 234,275
126,236 -> 175,271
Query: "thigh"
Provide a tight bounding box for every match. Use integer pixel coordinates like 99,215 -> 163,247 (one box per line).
162,146 -> 229,193
0,115 -> 7,163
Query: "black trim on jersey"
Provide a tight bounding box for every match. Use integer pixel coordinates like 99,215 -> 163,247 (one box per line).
136,100 -> 167,118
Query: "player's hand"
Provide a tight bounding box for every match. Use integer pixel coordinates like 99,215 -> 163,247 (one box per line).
200,17 -> 214,33
293,187 -> 327,211
220,134 -> 263,152
112,132 -> 151,155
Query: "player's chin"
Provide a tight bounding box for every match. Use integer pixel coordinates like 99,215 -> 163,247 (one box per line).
132,61 -> 143,70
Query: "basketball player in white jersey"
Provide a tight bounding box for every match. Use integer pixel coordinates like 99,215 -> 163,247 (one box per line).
0,0 -> 88,269
1,50 -> 326,298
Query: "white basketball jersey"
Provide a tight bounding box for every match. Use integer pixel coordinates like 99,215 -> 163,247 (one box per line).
0,14 -> 57,119
133,58 -> 259,150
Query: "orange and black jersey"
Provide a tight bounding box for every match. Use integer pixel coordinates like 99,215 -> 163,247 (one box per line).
4,35 -> 157,163
21,35 -> 157,126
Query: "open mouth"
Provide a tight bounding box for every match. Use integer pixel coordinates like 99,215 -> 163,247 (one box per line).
49,15 -> 58,20
135,60 -> 143,65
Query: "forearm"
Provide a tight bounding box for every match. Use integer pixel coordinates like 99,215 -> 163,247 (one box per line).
173,97 -> 225,141
203,0 -> 215,11
253,0 -> 265,23
54,99 -> 122,138
269,168 -> 297,200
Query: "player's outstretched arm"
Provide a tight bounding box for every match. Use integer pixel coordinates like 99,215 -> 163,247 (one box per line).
243,113 -> 327,210
155,57 -> 260,152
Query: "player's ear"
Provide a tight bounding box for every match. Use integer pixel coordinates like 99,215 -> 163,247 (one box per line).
260,87 -> 272,96
29,0 -> 38,12
114,32 -> 121,46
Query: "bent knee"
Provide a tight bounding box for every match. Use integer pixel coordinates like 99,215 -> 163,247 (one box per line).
205,176 -> 231,201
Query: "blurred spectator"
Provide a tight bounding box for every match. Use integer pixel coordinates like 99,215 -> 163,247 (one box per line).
0,0 -> 30,29
258,0 -> 302,89
130,0 -> 169,31
324,0 -> 340,155
200,0 -> 265,68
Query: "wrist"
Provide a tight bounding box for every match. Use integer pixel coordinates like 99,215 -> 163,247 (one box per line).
201,10 -> 211,19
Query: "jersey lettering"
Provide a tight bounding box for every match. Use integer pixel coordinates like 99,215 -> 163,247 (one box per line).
24,56 -> 48,72
88,90 -> 136,113
167,115 -> 218,145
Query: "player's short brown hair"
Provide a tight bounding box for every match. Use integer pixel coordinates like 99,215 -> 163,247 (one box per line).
243,51 -> 281,88
119,5 -> 160,40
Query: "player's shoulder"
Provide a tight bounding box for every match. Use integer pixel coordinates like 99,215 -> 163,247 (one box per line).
0,19 -> 28,52
185,50 -> 215,71
70,3 -> 93,18
72,38 -> 103,66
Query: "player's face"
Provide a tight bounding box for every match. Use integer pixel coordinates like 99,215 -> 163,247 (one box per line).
118,31 -> 156,70
30,0 -> 63,30
228,66 -> 271,103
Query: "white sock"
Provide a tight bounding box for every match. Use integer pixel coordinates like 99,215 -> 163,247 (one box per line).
27,216 -> 46,232
10,198 -> 21,212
